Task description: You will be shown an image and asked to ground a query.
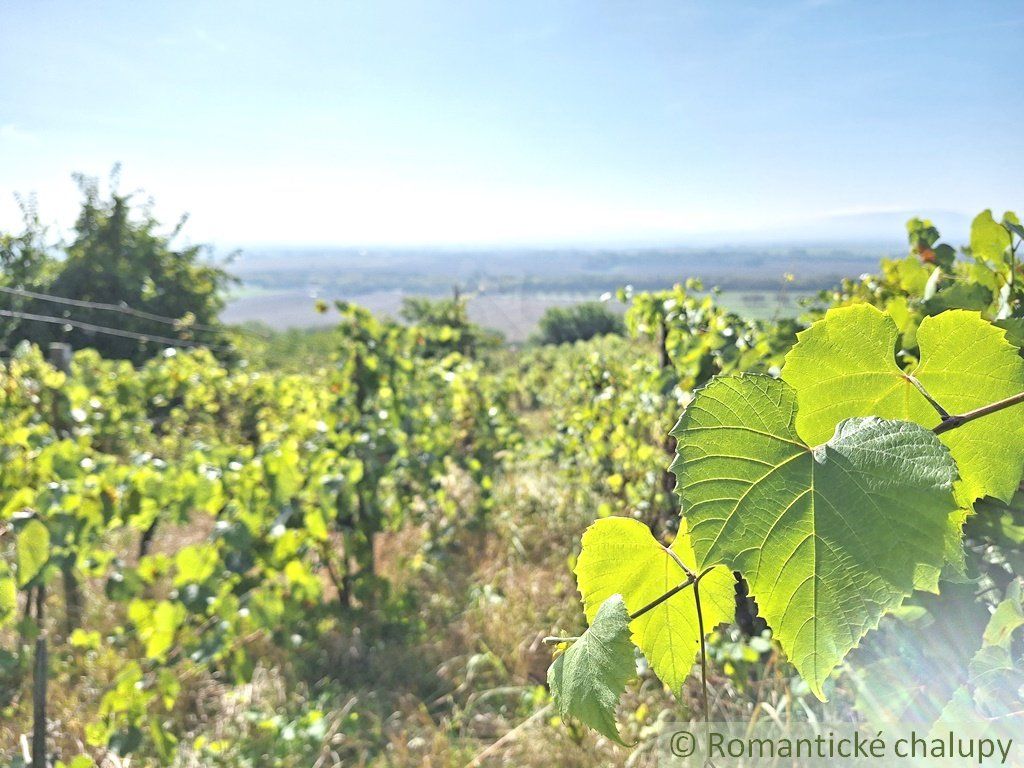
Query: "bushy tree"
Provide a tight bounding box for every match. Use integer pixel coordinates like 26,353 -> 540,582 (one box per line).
0,170 -> 235,364
534,301 -> 624,345
0,196 -> 57,349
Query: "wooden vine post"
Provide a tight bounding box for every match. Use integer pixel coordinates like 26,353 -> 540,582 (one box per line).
32,591 -> 47,768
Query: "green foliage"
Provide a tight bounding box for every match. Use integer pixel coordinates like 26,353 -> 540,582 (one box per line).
517,280 -> 797,527
548,594 -> 635,744
552,209 -> 1024,743
573,517 -> 734,694
16,518 -> 49,588
938,581 -> 1024,720
0,199 -> 53,291
970,210 -> 1013,265
812,208 -> 1022,332
0,294 -> 518,762
670,374 -> 957,698
2,204 -> 1024,762
227,325 -> 342,372
533,301 -> 624,345
0,566 -> 14,622
783,305 -> 1024,503
516,334 -> 679,522
0,199 -> 57,350
398,294 -> 501,355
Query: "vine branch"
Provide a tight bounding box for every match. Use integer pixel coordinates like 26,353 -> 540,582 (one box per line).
692,576 -> 712,751
666,547 -> 698,580
908,374 -> 1024,435
544,559 -> 706,645
542,574 -> 697,645
933,390 -> 1024,435
542,635 -> 579,645
629,575 -> 695,621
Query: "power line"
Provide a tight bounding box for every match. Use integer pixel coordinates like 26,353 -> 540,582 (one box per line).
0,284 -> 270,339
0,284 -> 222,331
0,309 -> 233,352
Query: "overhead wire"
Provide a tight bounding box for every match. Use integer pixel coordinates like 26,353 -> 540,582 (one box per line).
0,284 -> 270,339
0,309 -> 234,352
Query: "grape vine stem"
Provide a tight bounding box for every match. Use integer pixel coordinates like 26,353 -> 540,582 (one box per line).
543,561 -> 706,645
541,573 -> 698,645
933,390 -> 1024,435
905,375 -> 950,419
628,575 -> 695,621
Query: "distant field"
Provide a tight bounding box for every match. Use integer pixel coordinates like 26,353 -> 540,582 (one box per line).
222,242 -> 881,339
223,286 -> 816,341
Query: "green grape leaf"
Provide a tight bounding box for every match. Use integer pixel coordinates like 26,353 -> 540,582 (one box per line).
893,256 -> 933,295
982,580 -> 1024,649
960,582 -> 1024,717
670,374 -> 957,699
995,318 -> 1024,350
574,517 -> 734,694
932,243 -> 957,270
968,644 -> 1024,717
173,544 -> 219,587
922,282 -> 992,314
783,304 -> 1024,503
17,519 -> 50,588
128,600 -> 185,661
547,594 -> 635,745
971,210 -> 1011,263
0,571 -> 15,622
934,684 -> 986,727
942,587 -> 1024,721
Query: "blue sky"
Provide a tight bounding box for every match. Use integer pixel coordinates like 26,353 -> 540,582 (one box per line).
0,1 -> 1021,246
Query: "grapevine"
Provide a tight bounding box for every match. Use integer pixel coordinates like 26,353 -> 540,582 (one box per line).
547,210 -> 1024,742
0,210 -> 1021,763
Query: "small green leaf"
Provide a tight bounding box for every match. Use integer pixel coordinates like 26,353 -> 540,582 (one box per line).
17,519 -> 50,588
995,318 -> 1024,350
671,374 -> 957,699
894,256 -> 934,295
56,757 -> 96,768
574,516 -> 734,693
935,685 -> 979,722
548,594 -> 635,745
305,507 -> 329,541
971,209 -> 1011,263
950,589 -> 1024,719
173,544 -> 219,587
982,581 -> 1024,649
922,282 -> 992,314
128,600 -> 185,661
0,571 -> 16,622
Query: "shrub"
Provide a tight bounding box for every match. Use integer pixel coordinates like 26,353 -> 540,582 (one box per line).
534,301 -> 624,345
